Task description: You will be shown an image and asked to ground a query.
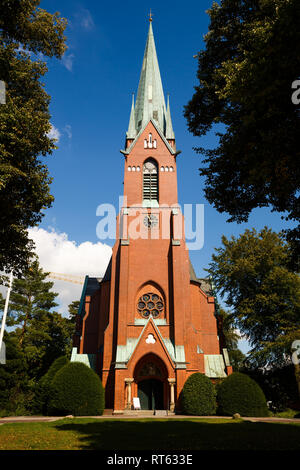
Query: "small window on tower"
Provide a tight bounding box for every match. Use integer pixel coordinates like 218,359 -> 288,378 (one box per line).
143,159 -> 158,207
153,110 -> 158,121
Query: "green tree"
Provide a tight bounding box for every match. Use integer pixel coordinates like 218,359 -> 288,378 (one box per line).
68,300 -> 80,324
7,258 -> 72,378
229,349 -> 246,372
48,362 -> 105,416
218,307 -> 246,371
217,372 -> 269,417
33,355 -> 69,414
0,332 -> 30,415
0,0 -> 67,277
184,0 -> 300,265
181,373 -> 217,416
207,227 -> 300,369
217,307 -> 240,350
214,295 -> 246,371
246,365 -> 300,411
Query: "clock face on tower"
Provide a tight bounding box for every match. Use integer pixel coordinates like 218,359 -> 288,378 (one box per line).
143,214 -> 158,228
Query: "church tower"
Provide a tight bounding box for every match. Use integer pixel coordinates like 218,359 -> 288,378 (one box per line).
72,19 -> 232,413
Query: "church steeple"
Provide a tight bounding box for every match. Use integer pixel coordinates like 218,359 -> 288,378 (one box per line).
126,20 -> 174,140
165,94 -> 175,141
126,93 -> 136,139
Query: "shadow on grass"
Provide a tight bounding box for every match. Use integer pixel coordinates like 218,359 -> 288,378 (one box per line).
54,418 -> 300,451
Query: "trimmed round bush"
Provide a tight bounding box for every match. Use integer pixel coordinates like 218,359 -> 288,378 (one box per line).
217,372 -> 269,417
48,362 -> 105,416
181,373 -> 217,415
44,356 -> 70,384
33,356 -> 69,415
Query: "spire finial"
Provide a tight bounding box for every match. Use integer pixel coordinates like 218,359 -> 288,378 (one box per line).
149,9 -> 153,22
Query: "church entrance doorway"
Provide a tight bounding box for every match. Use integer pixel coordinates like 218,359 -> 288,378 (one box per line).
138,379 -> 164,410
134,353 -> 168,410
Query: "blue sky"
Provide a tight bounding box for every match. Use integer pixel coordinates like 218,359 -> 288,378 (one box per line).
35,1 -> 296,353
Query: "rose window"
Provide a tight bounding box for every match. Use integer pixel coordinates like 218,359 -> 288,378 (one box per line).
137,293 -> 164,318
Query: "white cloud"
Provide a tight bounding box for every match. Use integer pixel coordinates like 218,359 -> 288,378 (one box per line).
64,124 -> 72,139
28,227 -> 112,314
47,124 -> 61,142
62,52 -> 75,72
76,8 -> 95,31
47,124 -> 72,143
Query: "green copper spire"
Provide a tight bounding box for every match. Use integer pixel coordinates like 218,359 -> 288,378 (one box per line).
129,21 -> 173,138
165,94 -> 175,140
127,93 -> 137,139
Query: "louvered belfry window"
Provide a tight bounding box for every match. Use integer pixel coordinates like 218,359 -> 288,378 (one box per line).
143,159 -> 158,204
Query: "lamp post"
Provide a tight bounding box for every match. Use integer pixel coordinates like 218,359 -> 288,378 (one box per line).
0,271 -> 13,363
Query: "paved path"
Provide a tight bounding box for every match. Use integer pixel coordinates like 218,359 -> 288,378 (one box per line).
0,415 -> 299,424
242,417 -> 300,424
0,416 -> 64,424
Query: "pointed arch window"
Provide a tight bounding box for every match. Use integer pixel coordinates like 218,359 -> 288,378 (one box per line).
144,133 -> 157,149
143,159 -> 158,207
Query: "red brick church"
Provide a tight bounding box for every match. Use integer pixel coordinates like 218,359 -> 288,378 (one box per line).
72,19 -> 232,414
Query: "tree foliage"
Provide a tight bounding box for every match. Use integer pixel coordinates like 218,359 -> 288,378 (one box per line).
216,306 -> 246,371
48,362 -> 105,416
246,365 -> 300,412
0,0 -> 67,276
6,257 -> 73,379
207,227 -> 300,368
181,373 -> 217,415
0,257 -> 78,415
0,0 -> 67,58
33,355 -> 69,414
217,308 -> 241,351
68,300 -> 80,324
229,349 -> 246,372
185,0 -> 300,265
217,372 -> 269,417
0,332 -> 30,415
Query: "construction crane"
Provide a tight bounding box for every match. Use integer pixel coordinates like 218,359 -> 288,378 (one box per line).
0,271 -> 87,364
47,272 -> 86,285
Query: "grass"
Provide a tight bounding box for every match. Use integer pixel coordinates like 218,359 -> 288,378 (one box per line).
272,408 -> 300,419
0,418 -> 300,451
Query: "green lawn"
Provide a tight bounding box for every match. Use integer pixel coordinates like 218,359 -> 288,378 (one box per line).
0,418 -> 300,451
